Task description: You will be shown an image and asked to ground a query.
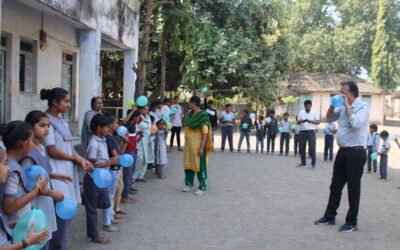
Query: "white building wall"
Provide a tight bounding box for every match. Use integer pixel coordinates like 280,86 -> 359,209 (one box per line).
3,0 -> 80,120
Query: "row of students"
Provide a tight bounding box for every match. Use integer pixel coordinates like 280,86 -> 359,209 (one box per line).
0,87 -> 93,249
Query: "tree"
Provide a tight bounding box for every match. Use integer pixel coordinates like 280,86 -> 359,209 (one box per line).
136,0 -> 173,97
371,0 -> 397,90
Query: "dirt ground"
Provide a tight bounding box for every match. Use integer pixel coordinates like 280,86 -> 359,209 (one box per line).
68,120 -> 400,250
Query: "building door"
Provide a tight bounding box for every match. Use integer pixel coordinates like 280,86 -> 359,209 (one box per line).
0,37 -> 7,123
61,53 -> 73,122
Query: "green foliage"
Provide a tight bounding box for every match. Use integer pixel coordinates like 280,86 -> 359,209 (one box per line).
282,96 -> 299,105
371,0 -> 397,90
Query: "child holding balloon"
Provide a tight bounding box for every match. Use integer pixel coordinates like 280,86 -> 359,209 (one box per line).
104,113 -> 130,217
84,114 -> 119,243
279,112 -> 292,156
266,110 -> 278,154
41,88 -> 93,250
237,110 -> 252,153
21,111 -> 73,249
155,120 -> 167,179
121,110 -> 140,204
1,121 -> 50,223
0,148 -> 51,249
377,130 -> 390,181
366,124 -> 380,174
254,115 -> 266,153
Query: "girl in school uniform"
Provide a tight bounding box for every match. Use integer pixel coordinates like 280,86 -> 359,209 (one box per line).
1,121 -> 49,222
0,148 -> 50,249
21,111 -> 72,250
40,88 -> 93,250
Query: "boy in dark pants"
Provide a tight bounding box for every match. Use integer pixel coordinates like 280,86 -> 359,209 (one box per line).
237,110 -> 252,153
378,130 -> 390,180
85,114 -> 119,244
266,110 -> 278,154
293,117 -> 300,156
255,115 -> 266,153
366,124 -> 380,174
220,104 -> 235,152
323,121 -> 337,161
279,112 -> 292,156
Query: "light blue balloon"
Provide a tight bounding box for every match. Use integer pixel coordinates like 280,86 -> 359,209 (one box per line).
323,128 -> 330,133
202,87 -> 208,93
266,117 -> 272,123
162,114 -> 170,122
250,113 -> 256,119
331,95 -> 344,108
371,152 -> 378,160
169,108 -> 177,115
93,168 -> 112,188
24,165 -> 48,191
136,96 -> 149,107
56,198 -> 77,220
13,208 -> 49,250
242,123 -> 248,129
278,127 -> 284,133
119,154 -> 134,168
143,129 -> 151,137
389,134 -> 396,141
117,126 -> 128,137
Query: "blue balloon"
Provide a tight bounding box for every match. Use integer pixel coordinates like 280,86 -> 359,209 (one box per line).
278,127 -> 284,133
92,168 -> 112,188
323,128 -> 330,133
371,152 -> 378,160
56,198 -> 77,220
242,123 -> 248,129
13,208 -> 49,250
117,126 -> 128,137
162,114 -> 170,122
250,113 -> 256,119
119,154 -> 134,168
202,87 -> 208,93
143,129 -> 151,137
266,117 -> 272,123
136,96 -> 149,107
24,165 -> 48,191
331,95 -> 344,108
169,108 -> 177,115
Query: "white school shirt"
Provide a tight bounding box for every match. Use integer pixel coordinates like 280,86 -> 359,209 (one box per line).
297,109 -> 319,131
171,106 -> 184,127
220,112 -> 235,127
324,122 -> 337,136
379,139 -> 391,155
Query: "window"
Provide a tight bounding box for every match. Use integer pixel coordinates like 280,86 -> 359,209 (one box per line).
362,95 -> 372,107
299,95 -> 313,108
19,40 -> 36,93
61,52 -> 75,122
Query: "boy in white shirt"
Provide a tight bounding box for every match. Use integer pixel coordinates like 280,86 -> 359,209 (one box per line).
377,130 -> 390,180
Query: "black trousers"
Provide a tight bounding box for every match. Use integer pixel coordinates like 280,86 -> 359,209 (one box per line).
299,130 -> 316,165
83,173 -> 111,238
294,134 -> 300,155
267,134 -> 276,153
280,132 -> 290,155
323,148 -> 366,225
324,134 -> 334,161
170,126 -> 182,148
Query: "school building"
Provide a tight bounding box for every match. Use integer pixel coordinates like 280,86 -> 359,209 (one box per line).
280,73 -> 385,124
0,0 -> 140,135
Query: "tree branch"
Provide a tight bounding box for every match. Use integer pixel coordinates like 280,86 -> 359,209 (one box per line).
153,0 -> 173,8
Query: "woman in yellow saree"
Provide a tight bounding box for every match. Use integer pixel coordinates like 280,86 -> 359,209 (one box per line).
182,96 -> 212,195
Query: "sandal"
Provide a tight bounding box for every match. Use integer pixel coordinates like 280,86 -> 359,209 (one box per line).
103,225 -> 120,232
91,236 -> 112,244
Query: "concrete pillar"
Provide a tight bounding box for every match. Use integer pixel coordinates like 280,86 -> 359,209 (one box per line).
123,49 -> 137,115
78,29 -> 101,133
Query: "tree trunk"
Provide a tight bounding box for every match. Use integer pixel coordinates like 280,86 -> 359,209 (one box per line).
160,35 -> 167,99
136,0 -> 154,97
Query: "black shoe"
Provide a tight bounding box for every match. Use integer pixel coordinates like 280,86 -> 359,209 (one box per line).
296,163 -> 306,168
338,224 -> 358,232
314,217 -> 335,226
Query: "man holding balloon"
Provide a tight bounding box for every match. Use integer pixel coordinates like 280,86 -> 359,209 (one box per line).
315,81 -> 369,233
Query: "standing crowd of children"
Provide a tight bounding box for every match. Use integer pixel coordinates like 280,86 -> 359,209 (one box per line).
0,88 -> 183,249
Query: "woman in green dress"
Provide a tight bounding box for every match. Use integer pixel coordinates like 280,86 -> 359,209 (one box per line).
182,96 -> 212,195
